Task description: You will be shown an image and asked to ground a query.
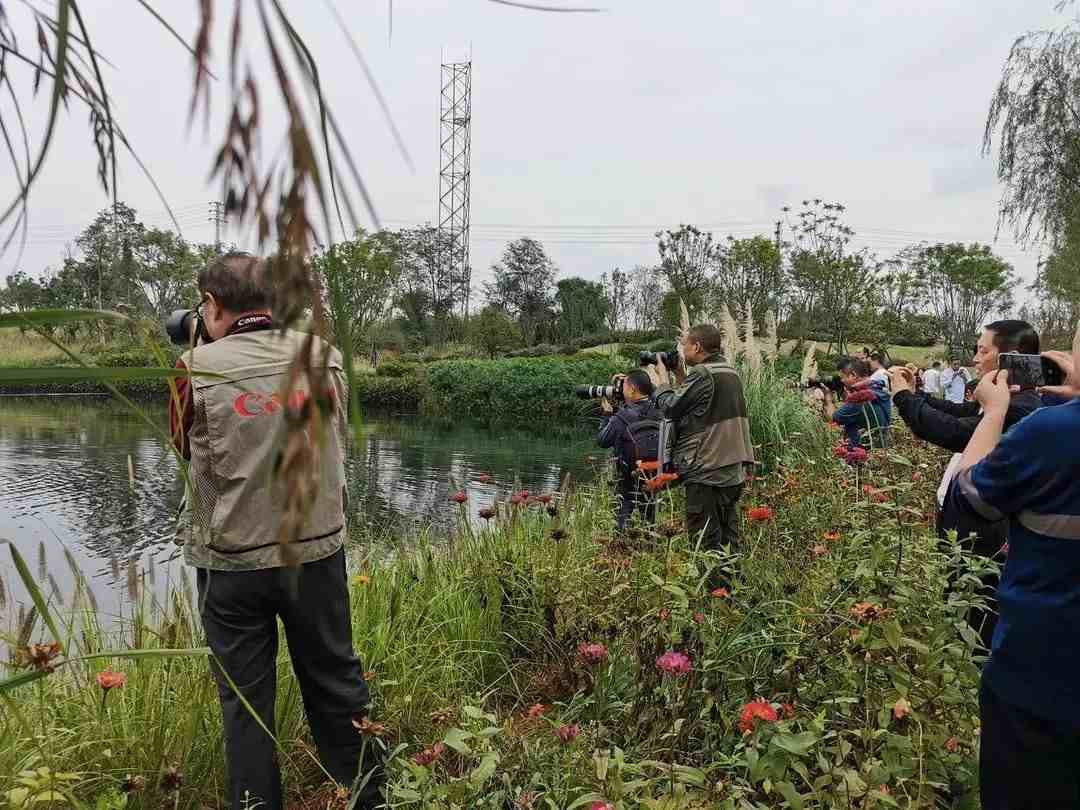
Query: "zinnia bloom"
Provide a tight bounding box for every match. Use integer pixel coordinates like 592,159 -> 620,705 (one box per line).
823,531 -> 841,542
892,697 -> 912,720
655,650 -> 692,676
845,447 -> 868,465
780,702 -> 796,719
412,742 -> 445,767
576,642 -> 609,666
812,544 -> 828,557
590,803 -> 614,810
747,506 -> 774,523
944,736 -> 959,752
693,611 -> 705,624
23,642 -> 62,673
449,490 -> 467,504
96,670 -> 127,691
525,703 -> 548,718
476,473 -> 493,484
510,493 -> 526,506
352,574 -> 371,587
554,723 -> 580,744
738,699 -> 779,734
537,494 -> 553,504
845,388 -> 876,405
833,442 -> 850,459
710,587 -> 730,599
657,608 -> 671,621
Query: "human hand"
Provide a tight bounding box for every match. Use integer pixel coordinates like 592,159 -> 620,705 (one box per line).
1039,350 -> 1080,399
889,367 -> 913,394
975,368 -> 1012,415
647,357 -> 668,389
600,397 -> 614,415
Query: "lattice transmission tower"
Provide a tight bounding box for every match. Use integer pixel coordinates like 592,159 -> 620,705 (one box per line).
438,61 -> 473,316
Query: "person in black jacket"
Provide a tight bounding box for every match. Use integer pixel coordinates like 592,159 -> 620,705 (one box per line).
598,369 -> 660,531
889,319 -> 1042,651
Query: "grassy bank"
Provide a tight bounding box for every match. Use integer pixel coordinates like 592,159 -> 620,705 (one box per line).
1,421 -> 987,809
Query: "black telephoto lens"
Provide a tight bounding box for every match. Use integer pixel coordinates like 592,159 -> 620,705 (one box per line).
165,309 -> 197,346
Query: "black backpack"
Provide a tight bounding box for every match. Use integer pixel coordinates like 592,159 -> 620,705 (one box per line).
613,402 -> 662,478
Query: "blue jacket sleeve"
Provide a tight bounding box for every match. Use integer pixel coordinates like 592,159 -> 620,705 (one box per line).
831,402 -> 863,427
597,414 -> 622,449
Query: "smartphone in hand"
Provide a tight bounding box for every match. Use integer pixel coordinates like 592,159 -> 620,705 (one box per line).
998,353 -> 1066,389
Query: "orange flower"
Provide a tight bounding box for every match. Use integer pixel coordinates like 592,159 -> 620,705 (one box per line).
738,699 -> 778,734
747,506 -> 774,523
96,670 -> 127,691
710,587 -> 730,599
352,574 -> 371,587
892,697 -> 912,720
823,531 -> 841,542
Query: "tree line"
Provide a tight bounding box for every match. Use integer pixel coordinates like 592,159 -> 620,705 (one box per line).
2,199 -> 1024,360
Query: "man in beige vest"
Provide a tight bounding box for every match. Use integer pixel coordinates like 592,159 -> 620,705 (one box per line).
170,253 -> 381,810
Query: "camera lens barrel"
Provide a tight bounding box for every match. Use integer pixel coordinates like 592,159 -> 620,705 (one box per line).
165,309 -> 197,346
573,384 -> 617,399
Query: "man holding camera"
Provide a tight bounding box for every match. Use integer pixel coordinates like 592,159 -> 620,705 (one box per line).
169,253 -> 382,810
645,325 -> 754,571
825,357 -> 892,450
597,369 -> 660,531
947,340 -> 1080,808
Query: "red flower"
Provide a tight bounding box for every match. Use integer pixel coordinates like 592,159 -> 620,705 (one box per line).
554,723 -> 580,744
590,803 -> 614,810
780,702 -> 796,720
944,736 -> 960,752
478,506 -> 496,521
537,494 -> 553,504
412,742 -> 445,767
823,531 -> 841,542
862,484 -> 875,495
693,611 -> 706,624
476,473 -> 493,484
657,608 -> 671,621
525,703 -> 548,718
96,670 -> 127,691
516,490 -> 531,500
845,447 -> 868,466
449,490 -> 467,504
738,699 -> 779,734
710,587 -> 730,599
747,506 -> 774,523
872,490 -> 890,503
845,388 -> 876,405
892,698 -> 912,720
576,642 -> 609,666
911,471 -> 923,482
655,650 -> 692,676
509,493 -> 526,506
833,442 -> 850,459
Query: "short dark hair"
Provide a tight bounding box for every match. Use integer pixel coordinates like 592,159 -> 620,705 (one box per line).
840,356 -> 871,378
870,351 -> 887,365
985,319 -> 1039,355
197,252 -> 273,312
624,369 -> 655,397
932,361 -> 941,368
686,324 -> 725,355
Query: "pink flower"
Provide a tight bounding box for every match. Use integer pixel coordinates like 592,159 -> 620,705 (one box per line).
411,742 -> 445,766
537,494 -> 553,504
655,650 -> 692,676
833,442 -> 850,459
693,611 -> 705,624
449,490 -> 467,504
525,703 -> 548,718
590,803 -> 614,810
738,699 -> 778,734
96,670 -> 127,691
892,697 -> 912,720
476,473 -> 492,484
812,544 -> 828,557
657,608 -> 671,621
554,723 -> 580,744
710,587 -> 730,599
845,447 -> 868,466
576,642 -> 609,667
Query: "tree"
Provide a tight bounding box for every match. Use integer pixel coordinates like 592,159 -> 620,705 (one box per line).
395,226 -> 465,341
313,229 -> 402,355
627,264 -> 664,330
0,271 -> 50,312
601,268 -> 630,332
784,200 -> 872,353
483,238 -> 557,345
984,23 -> 1080,244
713,235 -> 783,331
916,243 -> 1016,356
135,229 -> 204,317
469,305 -> 523,358
555,277 -> 609,342
655,225 -> 717,320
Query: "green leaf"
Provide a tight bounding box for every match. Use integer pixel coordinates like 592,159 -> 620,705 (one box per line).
0,669 -> 49,694
772,732 -> 818,757
468,752 -> 498,787
882,620 -> 902,652
5,543 -> 63,652
442,727 -> 473,755
0,309 -> 127,329
0,367 -> 221,384
78,648 -> 210,661
774,781 -> 805,810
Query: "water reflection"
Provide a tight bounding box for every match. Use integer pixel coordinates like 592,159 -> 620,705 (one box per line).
0,398 -> 597,607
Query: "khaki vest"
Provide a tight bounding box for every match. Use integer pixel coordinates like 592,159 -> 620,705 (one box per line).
176,328 -> 348,571
673,358 -> 755,487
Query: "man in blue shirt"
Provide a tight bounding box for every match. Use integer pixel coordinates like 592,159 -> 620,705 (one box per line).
826,357 -> 892,451
597,369 -> 660,531
950,341 -> 1080,809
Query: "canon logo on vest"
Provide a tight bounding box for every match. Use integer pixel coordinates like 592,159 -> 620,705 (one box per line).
233,390 -> 311,418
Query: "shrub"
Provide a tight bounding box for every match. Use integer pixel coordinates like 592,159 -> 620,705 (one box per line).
375,359 -> 420,379
352,374 -> 424,410
506,344 -> 563,359
617,343 -> 645,363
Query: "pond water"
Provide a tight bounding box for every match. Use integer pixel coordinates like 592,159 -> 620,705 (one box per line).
0,398 -> 598,616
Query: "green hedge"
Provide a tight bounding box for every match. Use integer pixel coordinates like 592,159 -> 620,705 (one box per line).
352,374 -> 425,411
424,355 -> 626,423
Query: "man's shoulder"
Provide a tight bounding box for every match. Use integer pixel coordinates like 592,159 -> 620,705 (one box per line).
1004,398 -> 1080,445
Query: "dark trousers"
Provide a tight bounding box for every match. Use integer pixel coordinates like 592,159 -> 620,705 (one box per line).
615,474 -> 656,531
197,548 -> 382,810
685,482 -> 744,578
980,680 -> 1080,809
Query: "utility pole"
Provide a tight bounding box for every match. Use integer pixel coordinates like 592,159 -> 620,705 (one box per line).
438,59 -> 473,319
208,201 -> 226,252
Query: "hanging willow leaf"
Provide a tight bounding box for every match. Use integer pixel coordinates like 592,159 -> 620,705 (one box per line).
0,308 -> 127,328
0,367 -> 222,383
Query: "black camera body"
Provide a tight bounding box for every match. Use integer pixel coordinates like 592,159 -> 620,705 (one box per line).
998,353 -> 1066,389
806,376 -> 845,397
574,384 -> 622,401
639,346 -> 680,368
165,309 -> 208,347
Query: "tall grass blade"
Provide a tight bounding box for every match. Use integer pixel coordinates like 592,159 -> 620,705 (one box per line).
0,367 -> 219,383
0,670 -> 49,694
5,542 -> 63,648
0,308 -> 126,328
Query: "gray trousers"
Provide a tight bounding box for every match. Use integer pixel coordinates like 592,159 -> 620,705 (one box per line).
197,548 -> 382,810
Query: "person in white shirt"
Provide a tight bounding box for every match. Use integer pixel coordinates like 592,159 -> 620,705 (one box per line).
941,358 -> 970,404
869,351 -> 891,390
923,361 -> 942,396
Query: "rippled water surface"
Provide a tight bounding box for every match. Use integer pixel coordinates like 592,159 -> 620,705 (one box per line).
0,398 -> 597,610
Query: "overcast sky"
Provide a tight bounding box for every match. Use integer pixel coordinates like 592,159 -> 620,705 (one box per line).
3,0 -> 1070,297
